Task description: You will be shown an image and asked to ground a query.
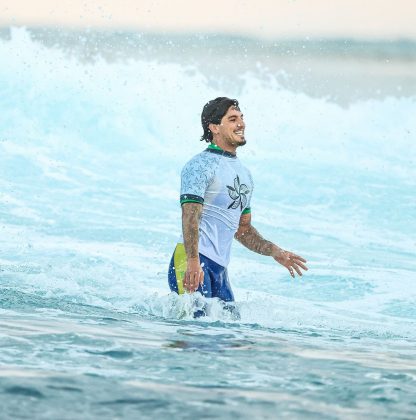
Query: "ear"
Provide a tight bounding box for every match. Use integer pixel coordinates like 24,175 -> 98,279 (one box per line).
208,122 -> 219,135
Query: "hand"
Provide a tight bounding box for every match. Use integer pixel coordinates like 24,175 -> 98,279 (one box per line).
272,246 -> 308,278
184,257 -> 204,292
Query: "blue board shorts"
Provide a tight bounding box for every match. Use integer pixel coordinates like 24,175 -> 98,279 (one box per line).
168,243 -> 234,302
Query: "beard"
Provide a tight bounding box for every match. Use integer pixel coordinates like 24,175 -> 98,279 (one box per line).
227,136 -> 246,147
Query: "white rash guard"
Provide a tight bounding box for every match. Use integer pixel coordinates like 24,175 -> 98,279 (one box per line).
180,144 -> 254,267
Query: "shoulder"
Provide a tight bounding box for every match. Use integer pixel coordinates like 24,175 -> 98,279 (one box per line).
181,150 -> 221,177
180,150 -> 222,198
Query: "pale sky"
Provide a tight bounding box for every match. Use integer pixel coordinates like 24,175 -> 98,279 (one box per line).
1,0 -> 415,39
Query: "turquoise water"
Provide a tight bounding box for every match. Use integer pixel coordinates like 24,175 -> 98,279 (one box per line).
1,27 -> 416,418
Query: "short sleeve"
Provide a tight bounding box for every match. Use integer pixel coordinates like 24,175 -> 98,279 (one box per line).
180,152 -> 220,205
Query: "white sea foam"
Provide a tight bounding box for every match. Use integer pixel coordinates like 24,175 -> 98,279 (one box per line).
0,27 -> 415,340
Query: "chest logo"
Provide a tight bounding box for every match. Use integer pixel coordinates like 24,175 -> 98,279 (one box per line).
227,175 -> 250,210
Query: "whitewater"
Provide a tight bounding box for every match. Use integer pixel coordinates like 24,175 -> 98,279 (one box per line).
1,27 -> 416,419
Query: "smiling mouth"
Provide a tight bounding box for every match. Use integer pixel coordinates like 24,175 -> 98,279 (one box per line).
234,130 -> 245,137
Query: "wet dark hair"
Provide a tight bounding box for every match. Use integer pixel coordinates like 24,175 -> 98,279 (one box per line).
200,97 -> 240,142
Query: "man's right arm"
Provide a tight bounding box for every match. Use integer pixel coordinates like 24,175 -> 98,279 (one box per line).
182,202 -> 204,292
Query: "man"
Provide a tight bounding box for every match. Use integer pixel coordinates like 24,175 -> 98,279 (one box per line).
168,97 -> 307,313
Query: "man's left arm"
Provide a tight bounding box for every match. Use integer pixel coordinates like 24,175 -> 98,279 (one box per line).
234,212 -> 308,278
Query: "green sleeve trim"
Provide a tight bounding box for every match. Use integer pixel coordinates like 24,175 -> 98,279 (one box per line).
180,199 -> 203,205
180,194 -> 203,205
242,207 -> 251,214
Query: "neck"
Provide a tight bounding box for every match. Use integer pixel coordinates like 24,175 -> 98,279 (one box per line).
212,139 -> 237,155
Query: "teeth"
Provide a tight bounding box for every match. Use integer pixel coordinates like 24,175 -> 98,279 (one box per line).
235,131 -> 244,135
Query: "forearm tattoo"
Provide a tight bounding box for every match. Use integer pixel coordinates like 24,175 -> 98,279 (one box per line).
182,203 -> 202,259
235,225 -> 274,256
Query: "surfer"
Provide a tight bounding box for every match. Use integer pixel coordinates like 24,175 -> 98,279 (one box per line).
168,97 -> 308,312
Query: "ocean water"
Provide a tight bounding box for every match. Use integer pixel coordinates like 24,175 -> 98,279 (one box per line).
1,27 -> 416,419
